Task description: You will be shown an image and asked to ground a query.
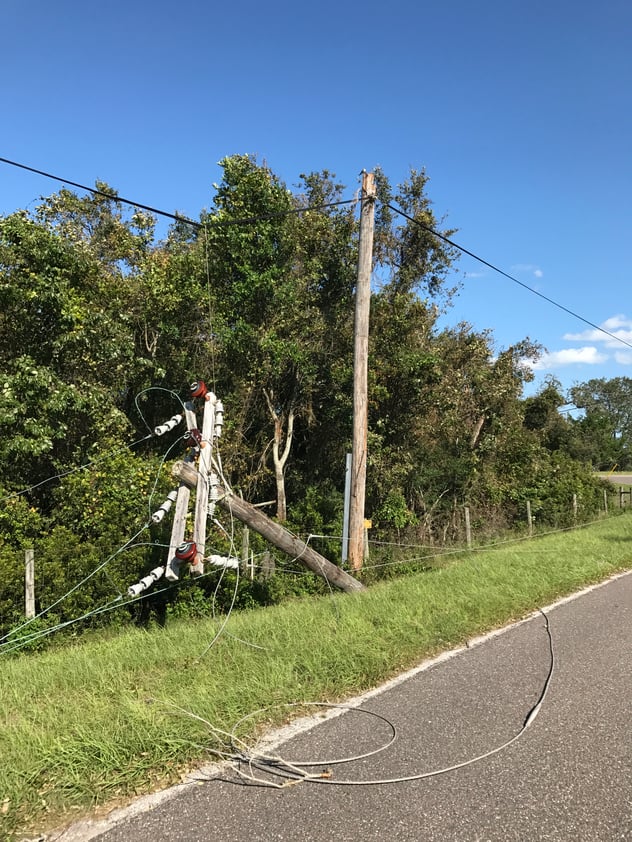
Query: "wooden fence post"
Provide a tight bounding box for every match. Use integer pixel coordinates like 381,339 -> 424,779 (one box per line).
604,488 -> 608,514
572,493 -> 578,521
526,501 -> 533,537
25,549 -> 35,619
260,551 -> 275,580
464,506 -> 472,548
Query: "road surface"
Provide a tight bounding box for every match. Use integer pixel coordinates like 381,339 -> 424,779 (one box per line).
65,572 -> 632,842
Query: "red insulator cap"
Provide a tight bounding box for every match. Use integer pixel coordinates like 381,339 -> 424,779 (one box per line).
175,541 -> 197,562
185,428 -> 203,447
190,380 -> 208,399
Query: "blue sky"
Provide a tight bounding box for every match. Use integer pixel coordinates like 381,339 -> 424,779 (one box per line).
2,0 -> 631,398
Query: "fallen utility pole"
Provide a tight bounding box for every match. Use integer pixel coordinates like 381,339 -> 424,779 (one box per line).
349,170 -> 376,572
172,461 -> 365,594
165,400 -> 198,581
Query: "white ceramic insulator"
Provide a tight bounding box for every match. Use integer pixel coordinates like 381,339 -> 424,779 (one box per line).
208,554 -> 239,569
154,414 -> 183,436
151,489 -> 178,523
127,565 -> 165,596
214,401 -> 224,438
207,473 -> 219,517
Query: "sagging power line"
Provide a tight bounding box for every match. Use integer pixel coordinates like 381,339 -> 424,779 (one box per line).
0,156 -> 356,229
386,202 -> 632,352
2,153 -> 628,354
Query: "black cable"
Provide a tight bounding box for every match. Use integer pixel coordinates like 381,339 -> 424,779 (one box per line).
203,198 -> 356,229
0,433 -> 153,505
0,156 -> 196,226
386,202 -> 632,352
0,156 -> 355,230
5,155 -> 621,353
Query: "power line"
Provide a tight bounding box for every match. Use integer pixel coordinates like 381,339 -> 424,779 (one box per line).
3,155 -> 625,354
209,610 -> 554,789
0,522 -> 150,646
386,202 -> 632,352
0,433 -> 153,506
0,554 -> 235,656
0,156 -> 356,229
0,156 -> 198,226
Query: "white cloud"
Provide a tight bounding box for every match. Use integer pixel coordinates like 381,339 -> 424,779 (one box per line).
530,347 -> 608,370
563,328 -> 599,341
510,263 -> 543,278
563,314 -> 632,348
603,314 -> 632,330
525,314 -> 632,376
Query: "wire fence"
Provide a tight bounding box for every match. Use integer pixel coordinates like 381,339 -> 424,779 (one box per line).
1,482 -> 626,655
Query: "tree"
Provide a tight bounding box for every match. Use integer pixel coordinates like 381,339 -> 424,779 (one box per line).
569,377 -> 632,469
373,166 -> 460,304
523,376 -> 573,453
34,183 -> 155,270
0,156 -> 614,644
0,211 -> 134,501
200,157 -> 358,520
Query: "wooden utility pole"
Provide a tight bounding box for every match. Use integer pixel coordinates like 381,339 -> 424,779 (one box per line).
191,395 -> 216,575
165,401 -> 198,582
348,171 -> 376,572
171,461 -> 365,593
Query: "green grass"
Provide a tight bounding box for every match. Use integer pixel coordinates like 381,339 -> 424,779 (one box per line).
1,514 -> 631,840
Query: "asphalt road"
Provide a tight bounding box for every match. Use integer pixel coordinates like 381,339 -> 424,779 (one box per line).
66,572 -> 632,842
603,474 -> 632,486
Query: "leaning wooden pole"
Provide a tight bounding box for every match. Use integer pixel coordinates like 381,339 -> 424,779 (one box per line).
165,401 -> 198,582
348,171 -> 376,572
172,461 -> 365,593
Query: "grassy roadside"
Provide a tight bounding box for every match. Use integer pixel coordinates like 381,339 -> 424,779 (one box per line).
2,515 -> 631,839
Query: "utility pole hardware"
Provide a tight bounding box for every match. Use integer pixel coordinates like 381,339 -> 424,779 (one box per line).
127,377 -> 366,598
171,461 -> 365,593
